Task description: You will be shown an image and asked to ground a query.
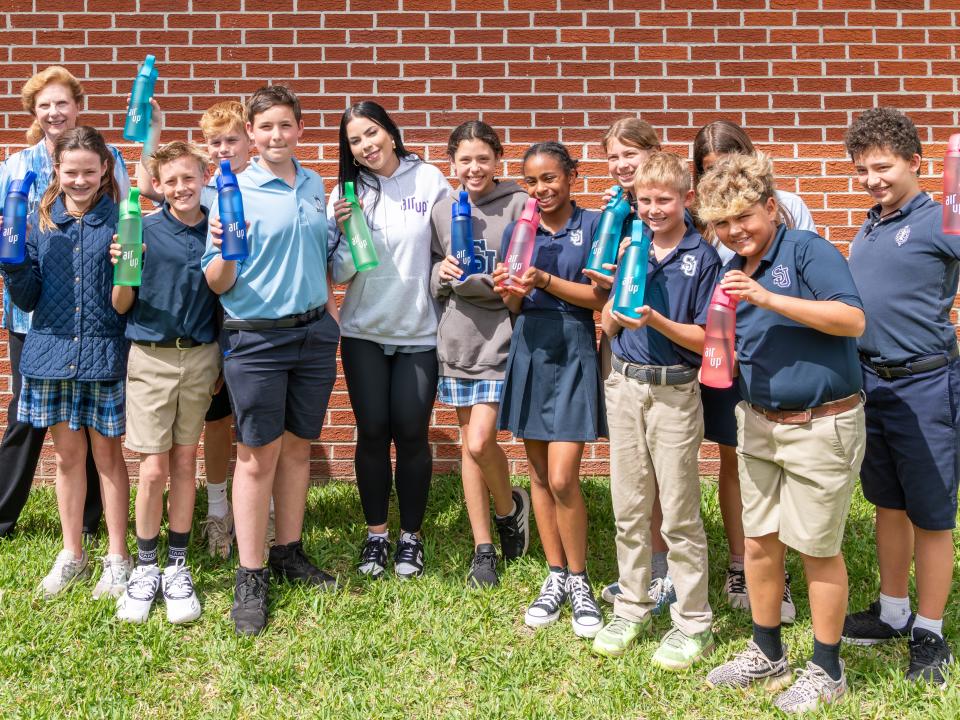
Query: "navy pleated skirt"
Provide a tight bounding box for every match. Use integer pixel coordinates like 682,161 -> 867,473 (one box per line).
498,310 -> 607,442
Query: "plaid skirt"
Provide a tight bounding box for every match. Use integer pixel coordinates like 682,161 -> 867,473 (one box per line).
437,376 -> 504,407
18,377 -> 126,437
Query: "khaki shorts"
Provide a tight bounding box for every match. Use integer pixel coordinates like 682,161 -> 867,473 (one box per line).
735,400 -> 866,558
125,342 -> 221,454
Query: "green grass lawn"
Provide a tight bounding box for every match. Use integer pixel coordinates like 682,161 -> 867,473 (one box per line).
0,476 -> 957,719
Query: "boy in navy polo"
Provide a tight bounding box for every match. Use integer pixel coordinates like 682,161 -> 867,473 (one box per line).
700,153 -> 866,715
202,86 -> 340,636
111,141 -> 219,624
842,108 -> 958,684
591,152 -> 719,669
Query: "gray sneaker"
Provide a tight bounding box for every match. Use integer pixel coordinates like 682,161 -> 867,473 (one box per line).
773,661 -> 847,714
39,549 -> 91,599
200,506 -> 234,559
707,640 -> 792,690
92,554 -> 132,599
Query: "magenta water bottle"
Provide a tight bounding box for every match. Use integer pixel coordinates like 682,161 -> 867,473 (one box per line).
501,198 -> 540,287
1,171 -> 37,265
700,285 -> 738,389
943,134 -> 960,235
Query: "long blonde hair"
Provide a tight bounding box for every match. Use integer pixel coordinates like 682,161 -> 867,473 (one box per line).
21,66 -> 84,145
38,127 -> 118,232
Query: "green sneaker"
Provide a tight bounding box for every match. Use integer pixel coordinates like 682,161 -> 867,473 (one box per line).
592,614 -> 651,657
651,626 -> 715,671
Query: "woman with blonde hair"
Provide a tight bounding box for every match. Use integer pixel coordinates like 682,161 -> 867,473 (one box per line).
0,67 -> 129,593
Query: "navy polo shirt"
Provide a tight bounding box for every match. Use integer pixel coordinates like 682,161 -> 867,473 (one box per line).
500,203 -> 601,314
849,192 -> 960,365
126,203 -> 219,344
612,221 -> 721,368
728,225 -> 863,410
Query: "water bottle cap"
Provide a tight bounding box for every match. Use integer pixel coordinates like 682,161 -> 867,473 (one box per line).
455,190 -> 471,218
344,181 -> 357,204
631,218 -> 652,244
710,284 -> 737,309
521,197 -> 539,222
140,55 -> 156,76
948,134 -> 960,156
9,171 -> 37,196
604,186 -> 623,209
120,187 -> 141,219
216,159 -> 238,191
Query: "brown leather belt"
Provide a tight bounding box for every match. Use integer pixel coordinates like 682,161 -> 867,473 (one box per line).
749,393 -> 861,426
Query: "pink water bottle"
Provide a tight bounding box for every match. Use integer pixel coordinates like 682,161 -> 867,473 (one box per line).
700,285 -> 738,389
943,134 -> 960,235
501,198 -> 540,287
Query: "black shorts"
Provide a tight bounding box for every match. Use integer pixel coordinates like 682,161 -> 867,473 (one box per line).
205,382 -> 232,422
701,383 -> 740,447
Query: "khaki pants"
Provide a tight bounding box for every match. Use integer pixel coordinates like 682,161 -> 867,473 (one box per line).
736,401 -> 866,557
605,369 -> 713,635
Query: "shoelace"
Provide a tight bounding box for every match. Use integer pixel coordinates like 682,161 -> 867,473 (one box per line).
567,575 -> 599,618
533,573 -> 566,610
360,537 -> 389,564
99,556 -> 125,584
52,553 -> 80,580
603,616 -> 636,639
911,634 -> 943,666
782,573 -> 792,603
127,568 -> 160,601
660,627 -> 688,650
164,566 -> 194,600
650,577 -> 669,603
727,568 -> 747,595
471,549 -> 497,572
395,537 -> 422,566
236,572 -> 267,607
787,663 -> 832,698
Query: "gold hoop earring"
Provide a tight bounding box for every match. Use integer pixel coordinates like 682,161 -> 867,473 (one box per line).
353,157 -> 360,167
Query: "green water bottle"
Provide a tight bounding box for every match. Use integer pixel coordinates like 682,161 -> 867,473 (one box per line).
343,181 -> 378,272
113,188 -> 143,287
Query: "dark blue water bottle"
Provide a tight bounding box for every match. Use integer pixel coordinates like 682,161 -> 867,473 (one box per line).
450,191 -> 476,279
1,171 -> 37,265
216,160 -> 248,261
612,219 -> 653,319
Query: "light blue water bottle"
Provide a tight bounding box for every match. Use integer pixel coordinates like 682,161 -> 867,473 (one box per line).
122,55 -> 158,143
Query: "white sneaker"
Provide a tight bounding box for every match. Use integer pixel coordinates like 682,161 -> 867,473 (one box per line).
39,549 -> 90,599
92,554 -> 133,599
162,562 -> 201,624
116,564 -> 161,622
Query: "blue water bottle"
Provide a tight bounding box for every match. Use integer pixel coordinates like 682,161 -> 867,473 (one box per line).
586,186 -> 632,275
216,160 -> 248,261
1,171 -> 38,265
122,55 -> 158,143
450,191 -> 476,279
612,219 -> 653,319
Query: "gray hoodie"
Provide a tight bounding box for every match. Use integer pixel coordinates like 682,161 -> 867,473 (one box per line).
430,180 -> 528,379
329,157 -> 450,346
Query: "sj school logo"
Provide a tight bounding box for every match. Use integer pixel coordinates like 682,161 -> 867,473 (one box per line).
569,229 -> 583,247
895,226 -> 911,246
680,253 -> 697,277
772,264 -> 791,288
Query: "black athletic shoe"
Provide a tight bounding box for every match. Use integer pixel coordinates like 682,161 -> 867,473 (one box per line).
358,535 -> 391,579
467,543 -> 499,588
494,487 -> 530,561
907,629 -> 954,686
394,532 -> 425,579
842,600 -> 913,645
268,540 -> 338,590
231,566 -> 269,636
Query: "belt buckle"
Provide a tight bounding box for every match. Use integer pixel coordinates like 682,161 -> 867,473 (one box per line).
175,337 -> 186,350
874,364 -> 894,380
790,408 -> 813,424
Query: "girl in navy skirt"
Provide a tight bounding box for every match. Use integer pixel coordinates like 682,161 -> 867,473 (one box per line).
1,127 -> 130,599
492,142 -> 608,638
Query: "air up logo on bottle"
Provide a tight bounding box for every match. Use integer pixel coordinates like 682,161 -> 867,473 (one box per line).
703,346 -> 722,369
127,106 -> 142,124
228,220 -> 245,240
3,226 -> 17,244
122,249 -> 140,268
622,273 -> 639,294
947,193 -> 960,214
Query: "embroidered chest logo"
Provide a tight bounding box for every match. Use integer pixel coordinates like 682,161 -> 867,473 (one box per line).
895,225 -> 911,246
772,264 -> 791,288
569,229 -> 583,247
680,253 -> 697,277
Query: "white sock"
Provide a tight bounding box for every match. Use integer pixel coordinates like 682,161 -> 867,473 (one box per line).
912,614 -> 944,640
206,481 -> 229,518
269,496 -> 275,514
879,592 -> 912,630
495,500 -> 517,520
368,530 -> 388,541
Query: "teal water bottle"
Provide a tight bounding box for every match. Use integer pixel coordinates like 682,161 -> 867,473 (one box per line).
586,186 -> 632,275
122,55 -> 158,143
611,219 -> 652,319
344,181 -> 378,272
113,188 -> 143,287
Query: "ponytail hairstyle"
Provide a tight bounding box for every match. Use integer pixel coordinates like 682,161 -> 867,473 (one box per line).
522,141 -> 578,177
337,101 -> 419,213
21,65 -> 84,145
446,120 -> 504,159
38,126 -> 118,232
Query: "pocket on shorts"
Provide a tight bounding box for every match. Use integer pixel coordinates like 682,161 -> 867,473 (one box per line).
831,406 -> 866,468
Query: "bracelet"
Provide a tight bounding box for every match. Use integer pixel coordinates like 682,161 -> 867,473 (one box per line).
541,273 -> 552,290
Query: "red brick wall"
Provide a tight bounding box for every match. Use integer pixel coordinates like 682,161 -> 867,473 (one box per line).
1,1 -> 958,481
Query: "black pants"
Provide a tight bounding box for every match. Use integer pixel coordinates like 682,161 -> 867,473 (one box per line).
0,331 -> 102,537
340,337 -> 438,533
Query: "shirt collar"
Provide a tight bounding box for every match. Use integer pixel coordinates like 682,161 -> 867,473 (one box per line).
727,223 -> 786,274
541,203 -> 583,238
161,202 -> 208,234
248,156 -> 306,188
865,191 -> 931,225
51,193 -> 115,227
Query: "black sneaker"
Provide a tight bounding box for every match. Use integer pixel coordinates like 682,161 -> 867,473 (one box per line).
358,535 -> 391,579
467,543 -> 499,588
268,540 -> 338,590
567,572 -> 603,639
494,487 -> 530,561
842,600 -> 913,645
394,532 -> 424,579
907,629 -> 954,686
231,566 -> 269,636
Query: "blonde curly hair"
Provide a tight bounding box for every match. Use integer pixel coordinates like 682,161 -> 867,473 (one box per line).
21,66 -> 84,145
695,152 -> 777,223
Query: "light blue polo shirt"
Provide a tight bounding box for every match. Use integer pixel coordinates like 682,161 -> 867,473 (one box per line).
201,157 -> 328,320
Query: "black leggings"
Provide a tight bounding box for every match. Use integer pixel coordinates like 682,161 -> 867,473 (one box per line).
340,337 -> 438,533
